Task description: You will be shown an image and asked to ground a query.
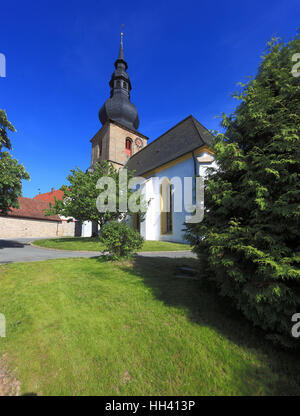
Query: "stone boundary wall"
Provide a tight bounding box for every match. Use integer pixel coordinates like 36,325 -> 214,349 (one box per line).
0,216 -> 75,238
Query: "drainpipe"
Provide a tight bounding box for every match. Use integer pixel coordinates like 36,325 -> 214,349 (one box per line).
191,150 -> 198,204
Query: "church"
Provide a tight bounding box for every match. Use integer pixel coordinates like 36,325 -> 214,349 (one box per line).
83,34 -> 217,243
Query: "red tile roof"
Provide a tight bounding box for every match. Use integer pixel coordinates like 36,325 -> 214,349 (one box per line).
34,189 -> 65,204
7,197 -> 61,222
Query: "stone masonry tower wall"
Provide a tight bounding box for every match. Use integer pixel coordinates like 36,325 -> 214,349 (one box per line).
91,120 -> 147,170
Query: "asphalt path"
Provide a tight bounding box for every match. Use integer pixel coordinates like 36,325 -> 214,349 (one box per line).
0,238 -> 196,264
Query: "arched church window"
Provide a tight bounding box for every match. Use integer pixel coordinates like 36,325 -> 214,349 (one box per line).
123,82 -> 127,89
116,80 -> 121,88
125,138 -> 132,156
160,179 -> 173,235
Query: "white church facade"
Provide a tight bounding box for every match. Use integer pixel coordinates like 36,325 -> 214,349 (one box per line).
83,35 -> 216,243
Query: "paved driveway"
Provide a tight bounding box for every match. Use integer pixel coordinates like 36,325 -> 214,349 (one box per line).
0,238 -> 196,264
0,238 -> 99,264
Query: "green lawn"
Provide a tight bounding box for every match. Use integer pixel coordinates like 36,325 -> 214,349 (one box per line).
32,237 -> 190,252
0,256 -> 299,396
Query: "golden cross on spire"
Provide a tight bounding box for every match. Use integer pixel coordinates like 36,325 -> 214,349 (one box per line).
120,24 -> 125,46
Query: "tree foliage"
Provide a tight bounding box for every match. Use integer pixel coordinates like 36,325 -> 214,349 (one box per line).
46,160 -> 146,227
100,220 -> 144,259
185,32 -> 300,348
0,109 -> 30,215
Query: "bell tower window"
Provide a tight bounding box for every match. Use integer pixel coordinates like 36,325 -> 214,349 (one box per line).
125,138 -> 132,156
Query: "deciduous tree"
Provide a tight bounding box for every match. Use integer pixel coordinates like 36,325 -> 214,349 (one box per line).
46,161 -> 146,227
0,109 -> 30,214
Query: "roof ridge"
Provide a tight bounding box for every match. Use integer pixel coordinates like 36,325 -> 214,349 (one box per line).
19,196 -> 35,201
191,116 -> 214,137
190,116 -> 206,147
128,115 -> 194,162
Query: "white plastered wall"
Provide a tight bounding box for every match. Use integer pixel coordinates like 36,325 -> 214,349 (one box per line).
139,150 -> 217,243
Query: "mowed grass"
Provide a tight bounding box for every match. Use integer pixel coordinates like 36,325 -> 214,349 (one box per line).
33,237 -> 190,252
0,256 -> 299,396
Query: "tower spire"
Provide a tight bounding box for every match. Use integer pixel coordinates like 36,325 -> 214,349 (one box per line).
115,31 -> 127,70
118,32 -> 124,60
98,33 -> 140,131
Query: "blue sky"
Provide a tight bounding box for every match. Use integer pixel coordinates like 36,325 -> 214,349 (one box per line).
1,0 -> 299,197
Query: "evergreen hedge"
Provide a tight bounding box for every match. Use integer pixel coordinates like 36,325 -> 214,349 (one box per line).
185,33 -> 300,348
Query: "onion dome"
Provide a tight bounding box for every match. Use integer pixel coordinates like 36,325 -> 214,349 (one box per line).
99,33 -> 140,130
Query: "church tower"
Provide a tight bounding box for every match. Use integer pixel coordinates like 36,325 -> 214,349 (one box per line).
91,33 -> 148,169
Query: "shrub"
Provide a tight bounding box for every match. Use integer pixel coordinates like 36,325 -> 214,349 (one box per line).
185,33 -> 300,348
100,221 -> 144,259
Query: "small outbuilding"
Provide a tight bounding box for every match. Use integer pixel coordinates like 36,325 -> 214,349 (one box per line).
0,193 -> 78,239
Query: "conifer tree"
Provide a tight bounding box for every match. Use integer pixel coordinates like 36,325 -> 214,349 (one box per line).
185,32 -> 300,348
